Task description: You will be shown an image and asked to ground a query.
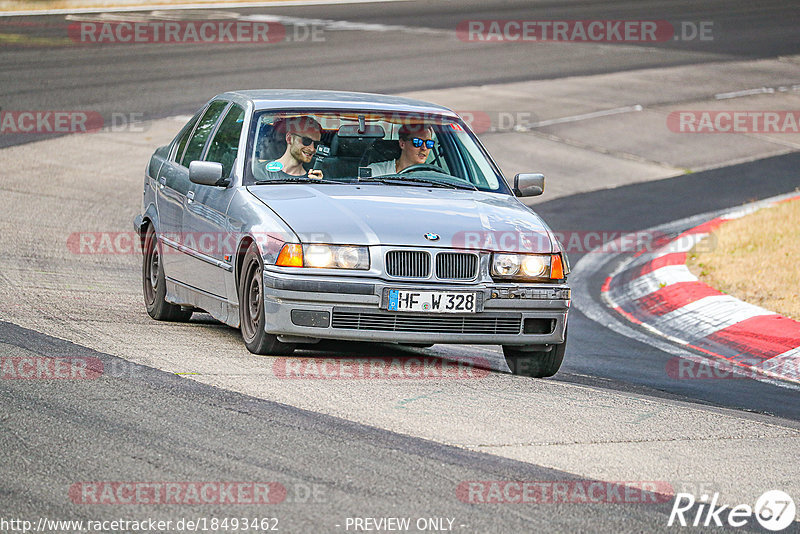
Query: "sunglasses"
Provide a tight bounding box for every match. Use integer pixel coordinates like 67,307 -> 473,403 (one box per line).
291,133 -> 320,147
411,138 -> 435,149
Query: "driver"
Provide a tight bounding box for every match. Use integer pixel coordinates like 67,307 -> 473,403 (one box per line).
368,123 -> 434,176
256,116 -> 324,180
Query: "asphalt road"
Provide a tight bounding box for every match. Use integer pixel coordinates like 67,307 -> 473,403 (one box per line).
1,0 -> 799,148
0,320 -> 701,533
2,0 -> 800,532
540,152 -> 800,419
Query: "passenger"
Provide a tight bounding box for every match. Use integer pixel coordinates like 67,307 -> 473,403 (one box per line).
368,123 -> 434,176
257,116 -> 324,180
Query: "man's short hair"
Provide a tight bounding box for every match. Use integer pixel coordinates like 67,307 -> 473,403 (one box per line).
285,116 -> 322,135
398,123 -> 433,141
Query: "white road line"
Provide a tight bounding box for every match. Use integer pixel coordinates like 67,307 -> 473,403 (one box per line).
649,295 -> 774,342
715,85 -> 800,100
61,6 -> 450,37
65,10 -> 241,21
715,87 -> 775,100
240,13 -> 448,35
0,0 -> 412,18
721,204 -> 770,220
521,105 -> 644,129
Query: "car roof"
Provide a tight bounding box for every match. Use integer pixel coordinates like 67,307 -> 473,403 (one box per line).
221,89 -> 459,117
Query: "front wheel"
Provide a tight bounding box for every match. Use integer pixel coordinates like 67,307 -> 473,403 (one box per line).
238,243 -> 296,355
503,327 -> 567,378
142,225 -> 193,322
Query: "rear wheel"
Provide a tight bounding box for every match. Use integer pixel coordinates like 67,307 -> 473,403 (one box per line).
503,327 -> 567,378
142,225 -> 193,322
239,243 -> 296,355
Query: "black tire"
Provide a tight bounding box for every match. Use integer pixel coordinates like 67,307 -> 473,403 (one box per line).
142,225 -> 193,322
400,343 -> 434,348
503,327 -> 568,378
238,242 -> 296,355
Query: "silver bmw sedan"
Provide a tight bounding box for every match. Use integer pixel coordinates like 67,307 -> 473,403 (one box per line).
134,90 -> 570,377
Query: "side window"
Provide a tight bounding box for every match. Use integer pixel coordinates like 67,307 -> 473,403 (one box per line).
205,104 -> 244,178
172,114 -> 199,162
180,100 -> 228,167
459,149 -> 490,188
456,134 -> 501,189
427,130 -> 443,167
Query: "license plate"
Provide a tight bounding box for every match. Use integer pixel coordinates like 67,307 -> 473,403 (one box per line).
387,289 -> 477,313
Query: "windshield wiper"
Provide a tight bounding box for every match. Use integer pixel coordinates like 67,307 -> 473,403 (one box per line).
358,176 -> 477,190
253,178 -> 345,185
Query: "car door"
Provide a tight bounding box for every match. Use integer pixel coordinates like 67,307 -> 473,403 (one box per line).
182,102 -> 245,299
154,113 -> 198,282
158,100 -> 228,283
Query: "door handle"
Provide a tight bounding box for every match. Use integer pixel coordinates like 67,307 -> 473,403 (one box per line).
186,190 -> 195,204
158,176 -> 166,189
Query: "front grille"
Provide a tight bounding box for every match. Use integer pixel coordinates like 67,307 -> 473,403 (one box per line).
331,310 -> 521,334
436,252 -> 478,280
385,250 -> 430,278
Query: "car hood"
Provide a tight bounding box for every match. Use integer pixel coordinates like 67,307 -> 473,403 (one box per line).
246,184 -> 554,252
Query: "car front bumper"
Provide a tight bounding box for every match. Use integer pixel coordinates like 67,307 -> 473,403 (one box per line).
261,270 -> 570,346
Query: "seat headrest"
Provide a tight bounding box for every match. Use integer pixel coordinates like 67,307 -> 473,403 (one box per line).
256,120 -> 288,161
361,139 -> 401,164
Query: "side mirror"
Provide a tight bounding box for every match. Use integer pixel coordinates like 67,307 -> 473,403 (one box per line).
189,161 -> 224,186
513,173 -> 545,197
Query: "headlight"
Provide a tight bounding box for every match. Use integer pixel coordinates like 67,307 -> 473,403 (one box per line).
335,246 -> 365,269
305,245 -> 334,268
493,254 -> 520,276
521,255 -> 548,277
491,253 -> 565,281
276,243 -> 369,270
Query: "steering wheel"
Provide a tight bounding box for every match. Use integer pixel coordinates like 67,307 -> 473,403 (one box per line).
398,163 -> 448,175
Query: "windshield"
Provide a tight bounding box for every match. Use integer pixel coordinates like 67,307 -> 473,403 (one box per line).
245,110 -> 509,193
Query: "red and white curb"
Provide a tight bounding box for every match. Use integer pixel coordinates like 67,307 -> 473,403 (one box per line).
601,194 -> 800,385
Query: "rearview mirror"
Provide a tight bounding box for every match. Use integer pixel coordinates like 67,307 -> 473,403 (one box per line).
337,124 -> 385,138
189,161 -> 224,186
513,173 -> 545,197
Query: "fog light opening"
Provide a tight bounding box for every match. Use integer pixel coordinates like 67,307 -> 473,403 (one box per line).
523,318 -> 556,335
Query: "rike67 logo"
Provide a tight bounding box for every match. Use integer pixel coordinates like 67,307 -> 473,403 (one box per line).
668,490 -> 796,531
